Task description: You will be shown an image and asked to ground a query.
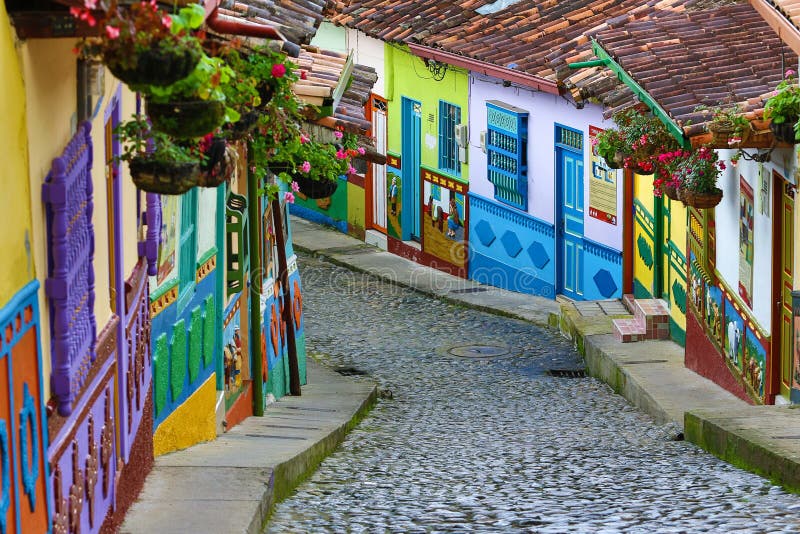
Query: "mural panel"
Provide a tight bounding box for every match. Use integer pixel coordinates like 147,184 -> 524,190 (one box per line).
744,329 -> 767,400
738,176 -> 754,307
724,299 -> 745,370
422,168 -> 467,270
386,159 -> 402,239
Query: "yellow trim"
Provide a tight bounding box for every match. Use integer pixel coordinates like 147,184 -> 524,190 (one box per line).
196,254 -> 217,284
150,285 -> 179,318
153,373 -> 217,456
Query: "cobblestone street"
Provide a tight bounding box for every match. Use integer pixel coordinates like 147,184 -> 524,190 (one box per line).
267,254 -> 800,533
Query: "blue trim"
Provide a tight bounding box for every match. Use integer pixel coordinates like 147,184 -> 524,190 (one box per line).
438,100 -> 461,176
215,184 -> 226,391
469,193 -> 554,236
288,204 -> 348,234
583,237 -> 622,265
0,420 -> 9,534
18,383 -> 38,511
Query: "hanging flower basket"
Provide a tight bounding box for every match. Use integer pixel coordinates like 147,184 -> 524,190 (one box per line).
708,121 -> 751,147
679,187 -> 723,209
603,151 -> 624,169
129,158 -> 198,195
661,183 -> 680,201
227,110 -> 261,140
257,84 -> 276,107
146,99 -> 226,139
770,118 -> 799,144
293,173 -> 339,199
106,44 -> 201,88
197,138 -> 236,188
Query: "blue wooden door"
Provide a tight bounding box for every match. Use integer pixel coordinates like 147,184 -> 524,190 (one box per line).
556,127 -> 585,299
401,97 -> 421,241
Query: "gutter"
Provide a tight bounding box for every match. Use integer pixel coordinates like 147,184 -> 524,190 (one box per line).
749,0 -> 800,56
569,39 -> 690,149
407,43 -> 559,95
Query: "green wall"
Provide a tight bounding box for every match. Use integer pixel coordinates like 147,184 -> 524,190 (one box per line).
385,44 -> 470,179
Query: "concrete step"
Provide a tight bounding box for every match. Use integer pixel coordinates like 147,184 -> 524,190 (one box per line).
613,298 -> 670,342
613,317 -> 646,343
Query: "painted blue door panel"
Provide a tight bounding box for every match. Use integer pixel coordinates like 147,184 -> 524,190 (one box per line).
401,97 -> 422,241
557,132 -> 585,300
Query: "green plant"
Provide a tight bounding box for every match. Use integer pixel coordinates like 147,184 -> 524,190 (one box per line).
612,108 -> 680,173
696,103 -> 751,141
72,1 -> 204,77
592,128 -> 626,164
115,115 -> 205,166
765,70 -> 800,140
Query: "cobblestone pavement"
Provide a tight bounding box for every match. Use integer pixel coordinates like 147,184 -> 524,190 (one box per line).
267,254 -> 800,533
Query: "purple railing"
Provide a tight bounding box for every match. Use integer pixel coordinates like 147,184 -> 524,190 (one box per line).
138,193 -> 161,276
43,121 -> 97,416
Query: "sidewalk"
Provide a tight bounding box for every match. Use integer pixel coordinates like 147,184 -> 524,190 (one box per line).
291,216 -> 800,493
121,360 -> 377,534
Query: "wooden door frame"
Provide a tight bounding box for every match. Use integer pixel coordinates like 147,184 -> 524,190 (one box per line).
365,93 -> 388,233
623,168 -> 634,294
770,170 -> 794,401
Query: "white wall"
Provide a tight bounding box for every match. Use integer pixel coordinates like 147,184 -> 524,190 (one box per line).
197,186 -> 217,257
468,74 -> 622,249
713,147 -> 796,331
346,29 -> 386,98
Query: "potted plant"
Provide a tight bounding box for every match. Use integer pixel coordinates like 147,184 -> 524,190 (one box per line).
764,70 -> 800,144
197,134 -> 236,188
144,54 -> 240,138
71,1 -> 204,88
673,146 -> 726,209
697,104 -> 752,146
613,108 -> 680,174
115,116 -> 204,195
653,149 -> 690,201
592,128 -> 626,169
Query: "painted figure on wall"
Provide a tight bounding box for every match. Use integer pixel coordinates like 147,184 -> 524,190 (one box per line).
387,170 -> 402,239
744,330 -> 766,399
447,196 -> 461,239
705,284 -> 723,345
724,299 -> 745,368
157,195 -> 178,284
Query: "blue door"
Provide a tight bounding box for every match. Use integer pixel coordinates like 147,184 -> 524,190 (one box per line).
556,126 -> 585,300
401,97 -> 421,241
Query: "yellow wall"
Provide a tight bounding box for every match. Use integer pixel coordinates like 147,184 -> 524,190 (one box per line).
633,172 -> 656,296
0,5 -> 34,305
153,373 -> 217,456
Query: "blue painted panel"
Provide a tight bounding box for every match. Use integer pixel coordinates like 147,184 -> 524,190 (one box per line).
467,193 -> 556,298
401,97 -> 422,241
151,270 -> 218,428
289,203 -> 349,235
556,128 -> 585,300
582,239 -> 623,300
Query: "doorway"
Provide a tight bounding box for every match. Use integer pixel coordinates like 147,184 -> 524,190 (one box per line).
555,125 -> 585,300
401,97 -> 421,241
367,94 -> 388,233
771,171 -> 794,401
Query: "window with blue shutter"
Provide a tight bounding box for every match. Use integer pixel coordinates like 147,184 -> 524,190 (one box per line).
486,100 -> 528,211
438,100 -> 461,175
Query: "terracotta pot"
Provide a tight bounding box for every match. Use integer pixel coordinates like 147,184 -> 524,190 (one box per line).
146,99 -> 226,139
129,158 -> 198,195
680,187 -> 723,209
770,118 -> 799,144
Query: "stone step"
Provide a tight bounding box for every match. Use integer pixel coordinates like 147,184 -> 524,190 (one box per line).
613,317 -> 646,343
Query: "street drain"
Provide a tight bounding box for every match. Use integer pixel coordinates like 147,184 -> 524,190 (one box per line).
450,287 -> 489,294
448,344 -> 510,358
546,369 -> 587,378
333,366 -> 369,376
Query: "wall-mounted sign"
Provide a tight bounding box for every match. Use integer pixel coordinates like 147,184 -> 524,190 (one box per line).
738,176 -> 754,308
588,126 -> 618,225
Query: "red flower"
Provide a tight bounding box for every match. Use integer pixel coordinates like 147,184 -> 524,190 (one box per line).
271,64 -> 286,78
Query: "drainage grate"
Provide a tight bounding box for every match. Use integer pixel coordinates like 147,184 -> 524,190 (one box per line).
333,366 -> 369,376
450,287 -> 489,294
546,369 -> 587,378
448,344 -> 510,358
623,360 -> 669,365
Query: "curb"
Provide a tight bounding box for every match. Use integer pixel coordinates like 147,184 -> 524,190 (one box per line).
261,384 -> 379,530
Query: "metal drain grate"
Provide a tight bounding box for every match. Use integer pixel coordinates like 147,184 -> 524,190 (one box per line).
450,287 -> 489,294
448,344 -> 510,358
333,366 -> 369,376
546,369 -> 587,378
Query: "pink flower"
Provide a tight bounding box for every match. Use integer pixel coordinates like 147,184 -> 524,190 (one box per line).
162,15 -> 172,29
291,181 -> 301,192
333,131 -> 343,139
105,25 -> 120,39
300,134 -> 310,144
718,162 -> 726,171
83,0 -> 97,8
787,69 -> 796,78
357,147 -> 366,155
271,64 -> 286,78
284,192 -> 295,204
335,149 -> 347,160
300,70 -> 307,80
300,161 -> 311,173
348,165 -> 357,175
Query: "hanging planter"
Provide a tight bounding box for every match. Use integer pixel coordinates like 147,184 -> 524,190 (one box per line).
679,187 -> 723,209
106,44 -> 201,88
770,118 -> 799,144
129,159 -> 199,195
146,99 -> 226,139
197,137 -> 236,188
293,173 -> 339,199
661,183 -> 680,201
227,110 -> 261,140
708,121 -> 751,146
603,151 -> 624,169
